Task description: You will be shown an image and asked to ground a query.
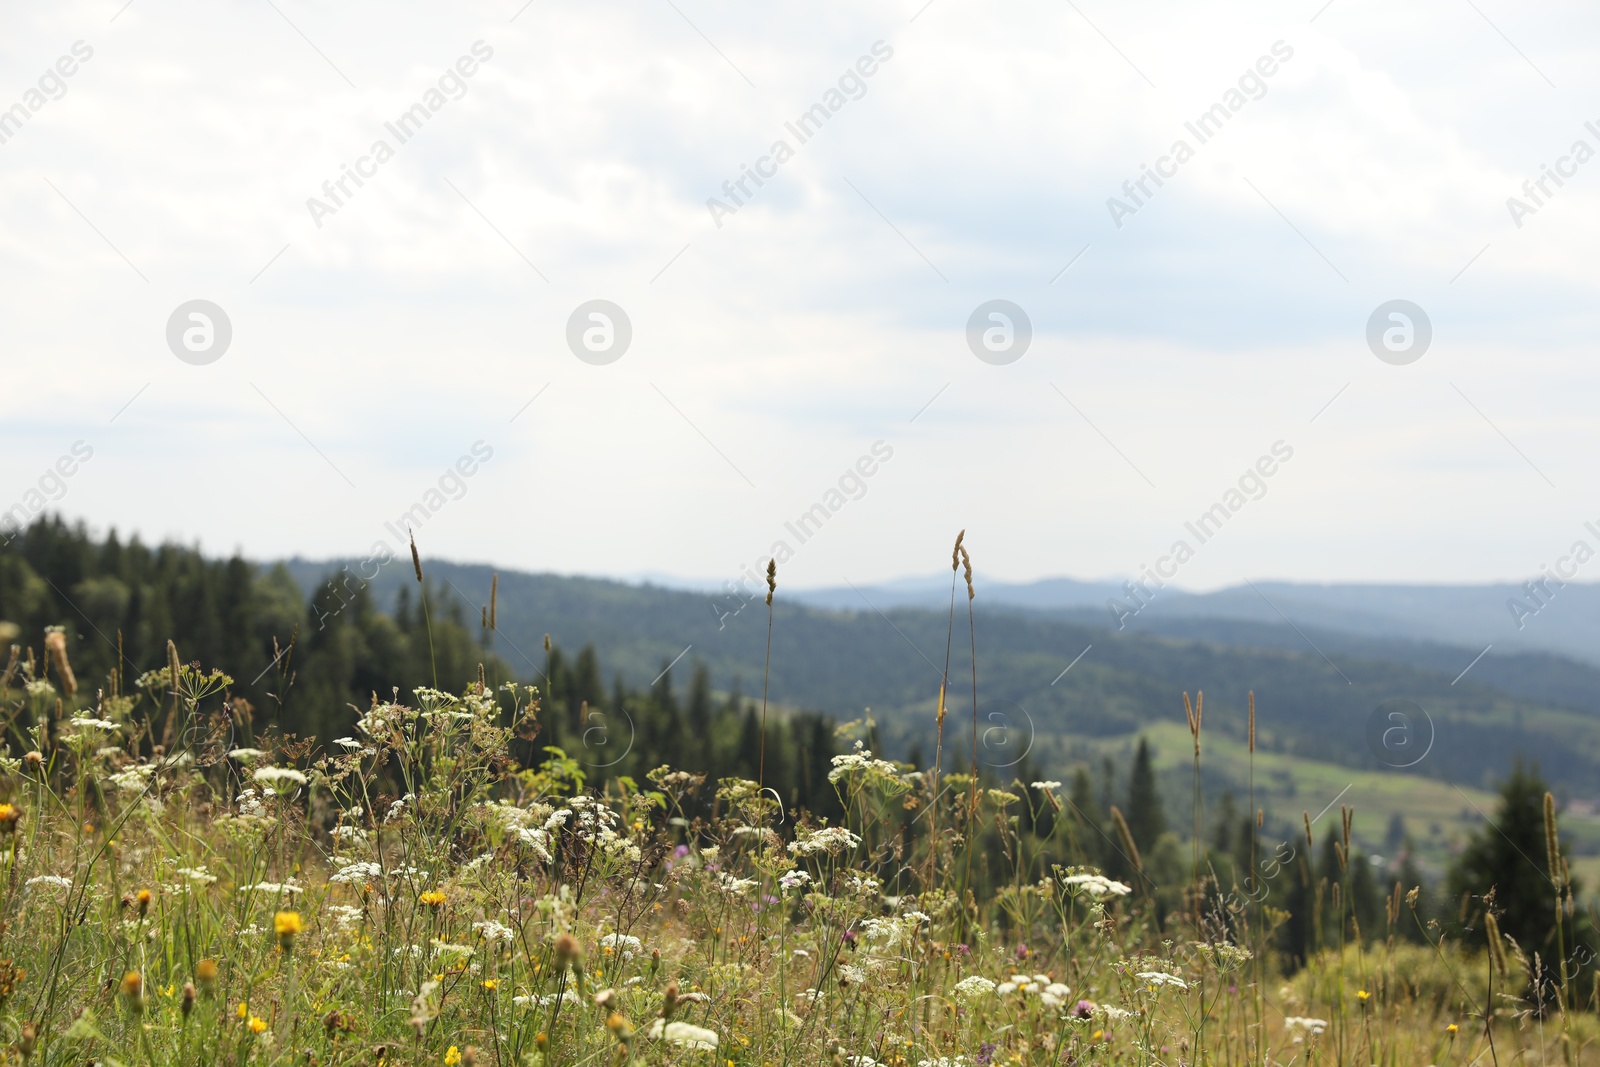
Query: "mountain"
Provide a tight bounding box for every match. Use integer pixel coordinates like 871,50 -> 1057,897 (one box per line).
788,576 -> 1600,667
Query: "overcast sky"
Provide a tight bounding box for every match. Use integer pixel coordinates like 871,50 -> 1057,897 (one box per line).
1,0 -> 1596,593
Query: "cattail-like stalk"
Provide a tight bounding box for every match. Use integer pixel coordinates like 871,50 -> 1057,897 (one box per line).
932,531 -> 963,880
1484,911 -> 1510,976
959,541 -> 979,921
43,630 -> 75,698
1546,791 -> 1570,1011
490,573 -> 498,631
1110,805 -> 1143,874
410,529 -> 438,688
759,560 -> 776,790
1303,811 -> 1313,850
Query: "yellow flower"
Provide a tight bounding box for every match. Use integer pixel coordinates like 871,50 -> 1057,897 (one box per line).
420,890 -> 447,908
482,979 -> 499,991
248,1016 -> 268,1034
1447,1023 -> 1460,1034
275,910 -> 303,953
1356,989 -> 1370,1003
0,804 -> 20,833
445,1047 -> 462,1066
238,1001 -> 249,1019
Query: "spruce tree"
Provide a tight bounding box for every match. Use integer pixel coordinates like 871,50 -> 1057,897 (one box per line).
1126,737 -> 1164,854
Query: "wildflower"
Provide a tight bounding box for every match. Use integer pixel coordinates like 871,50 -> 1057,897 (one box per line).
647,1019 -> 719,1049
274,910 -> 303,953
953,976 -> 997,1002
136,888 -> 152,918
181,981 -> 197,1016
445,1048 -> 461,1066
474,920 -> 515,943
607,1013 -> 636,1041
1137,970 -> 1188,990
420,890 -> 447,909
119,971 -> 145,1014
1060,873 -> 1132,897
773,868 -> 814,895
1072,999 -> 1097,1019
482,979 -> 499,991
1446,1023 -> 1459,1034
1284,1017 -> 1328,1037
252,766 -> 308,794
1031,780 -> 1062,791
1356,988 -> 1370,1003
248,1016 -> 268,1034
18,1022 -> 36,1058
788,826 -> 862,856
197,958 -> 218,996
238,1001 -> 249,1019
0,804 -> 20,834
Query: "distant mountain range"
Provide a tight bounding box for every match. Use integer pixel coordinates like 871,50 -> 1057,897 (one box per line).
778,575 -> 1598,668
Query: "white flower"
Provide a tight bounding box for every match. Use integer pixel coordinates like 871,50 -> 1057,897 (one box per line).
242,881 -> 304,895
838,964 -> 867,985
1137,970 -> 1188,990
953,976 -> 997,1001
1098,1005 -> 1133,1021
25,875 -> 72,891
716,873 -> 758,896
917,1058 -> 967,1067
333,737 -> 364,750
1061,873 -> 1132,897
475,920 -> 516,943
600,933 -> 643,953
1045,982 -> 1071,999
252,767 -> 308,794
228,748 -> 268,761
66,716 -> 119,732
779,869 -> 812,892
997,982 -> 1017,996
329,862 -> 383,884
330,905 -> 364,927
788,826 -> 861,856
175,866 -> 218,885
647,1020 -> 719,1049
1285,1016 -> 1328,1036
1031,780 -> 1062,791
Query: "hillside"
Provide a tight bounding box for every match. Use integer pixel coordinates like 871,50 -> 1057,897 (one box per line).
283,557 -> 1600,804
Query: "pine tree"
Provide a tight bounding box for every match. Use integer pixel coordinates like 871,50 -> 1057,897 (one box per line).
1126,737 -> 1164,853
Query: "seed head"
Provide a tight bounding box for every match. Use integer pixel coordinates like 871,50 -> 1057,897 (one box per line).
181,982 -> 196,1017
765,560 -> 777,607
409,531 -> 424,583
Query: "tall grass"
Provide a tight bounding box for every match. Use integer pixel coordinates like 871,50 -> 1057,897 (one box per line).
0,547 -> 1589,1066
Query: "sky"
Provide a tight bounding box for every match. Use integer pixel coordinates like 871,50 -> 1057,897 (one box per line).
2,0 -> 1598,595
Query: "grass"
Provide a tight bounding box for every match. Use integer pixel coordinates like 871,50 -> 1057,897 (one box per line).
0,632 -> 1594,1066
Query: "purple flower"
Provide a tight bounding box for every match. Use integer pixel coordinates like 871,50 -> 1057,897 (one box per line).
976,1042 -> 997,1067
955,943 -> 970,957
1072,999 -> 1096,1020
1014,943 -> 1030,960
673,845 -> 689,859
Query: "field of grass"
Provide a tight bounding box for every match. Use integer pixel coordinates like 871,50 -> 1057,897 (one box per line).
0,654 -> 1597,1067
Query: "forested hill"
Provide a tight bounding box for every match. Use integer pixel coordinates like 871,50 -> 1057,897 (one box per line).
281,553 -> 1600,797
7,517 -> 1600,805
